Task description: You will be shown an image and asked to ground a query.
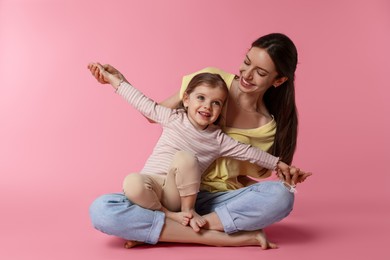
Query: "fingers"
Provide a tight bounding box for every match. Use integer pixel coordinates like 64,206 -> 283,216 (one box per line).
278,164 -> 314,187
95,62 -> 104,71
291,166 -> 299,186
283,167 -> 291,185
297,171 -> 313,183
277,169 -> 285,182
277,168 -> 289,184
88,62 -> 109,84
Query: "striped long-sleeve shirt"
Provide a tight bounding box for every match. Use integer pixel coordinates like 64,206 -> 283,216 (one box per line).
117,82 -> 279,176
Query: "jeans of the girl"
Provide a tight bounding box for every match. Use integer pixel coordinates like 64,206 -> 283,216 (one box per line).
89,180 -> 294,244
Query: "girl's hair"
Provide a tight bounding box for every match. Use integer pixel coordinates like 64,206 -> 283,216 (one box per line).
178,72 -> 228,125
252,33 -> 298,164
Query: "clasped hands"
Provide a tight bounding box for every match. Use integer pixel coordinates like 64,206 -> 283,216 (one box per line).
276,161 -> 312,192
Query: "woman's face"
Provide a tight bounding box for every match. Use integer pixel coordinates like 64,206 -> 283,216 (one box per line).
238,47 -> 284,94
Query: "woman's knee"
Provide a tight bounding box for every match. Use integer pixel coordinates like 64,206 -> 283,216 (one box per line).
89,193 -> 126,234
253,181 -> 295,215
89,193 -> 165,242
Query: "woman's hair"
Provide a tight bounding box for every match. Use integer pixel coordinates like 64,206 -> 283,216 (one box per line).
178,72 -> 228,125
252,33 -> 298,164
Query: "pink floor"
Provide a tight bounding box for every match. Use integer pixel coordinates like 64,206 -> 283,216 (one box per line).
1,187 -> 388,260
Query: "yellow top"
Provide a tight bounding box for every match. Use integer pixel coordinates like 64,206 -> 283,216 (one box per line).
180,67 -> 276,192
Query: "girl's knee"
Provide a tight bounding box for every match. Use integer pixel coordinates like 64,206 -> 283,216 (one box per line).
123,173 -> 148,200
172,151 -> 198,169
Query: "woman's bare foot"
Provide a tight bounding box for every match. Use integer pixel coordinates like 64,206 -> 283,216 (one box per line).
255,229 -> 277,250
188,210 -> 207,232
124,240 -> 144,249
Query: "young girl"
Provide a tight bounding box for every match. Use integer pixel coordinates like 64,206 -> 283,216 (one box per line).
88,63 -> 293,232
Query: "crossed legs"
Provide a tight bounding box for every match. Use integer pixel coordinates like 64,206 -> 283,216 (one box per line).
122,151 -> 206,232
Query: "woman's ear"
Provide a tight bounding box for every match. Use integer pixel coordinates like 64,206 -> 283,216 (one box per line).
273,76 -> 288,88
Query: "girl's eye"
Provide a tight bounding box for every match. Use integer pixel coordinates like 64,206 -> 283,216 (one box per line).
212,101 -> 222,107
197,95 -> 205,101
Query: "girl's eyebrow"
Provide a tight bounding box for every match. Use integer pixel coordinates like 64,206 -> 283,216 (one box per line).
246,55 -> 269,74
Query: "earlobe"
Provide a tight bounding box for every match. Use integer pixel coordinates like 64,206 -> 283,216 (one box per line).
273,76 -> 288,88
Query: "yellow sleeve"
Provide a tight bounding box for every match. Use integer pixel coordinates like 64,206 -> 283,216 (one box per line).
179,67 -> 236,99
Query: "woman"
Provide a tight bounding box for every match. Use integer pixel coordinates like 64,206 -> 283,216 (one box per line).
89,33 -> 312,249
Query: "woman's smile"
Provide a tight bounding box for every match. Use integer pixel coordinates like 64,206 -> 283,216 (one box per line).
240,77 -> 256,90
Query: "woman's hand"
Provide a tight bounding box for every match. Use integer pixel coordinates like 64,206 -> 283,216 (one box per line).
87,62 -> 127,89
276,161 -> 312,187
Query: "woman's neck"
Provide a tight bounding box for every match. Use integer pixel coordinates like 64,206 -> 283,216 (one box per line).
224,80 -> 272,129
233,80 -> 269,116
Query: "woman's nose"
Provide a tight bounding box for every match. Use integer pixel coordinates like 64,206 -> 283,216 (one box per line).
242,68 -> 253,79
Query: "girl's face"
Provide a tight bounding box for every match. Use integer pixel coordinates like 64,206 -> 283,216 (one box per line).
239,47 -> 286,94
183,84 -> 227,130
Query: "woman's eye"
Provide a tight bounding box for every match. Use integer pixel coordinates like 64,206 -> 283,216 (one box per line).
244,60 -> 250,65
257,70 -> 266,77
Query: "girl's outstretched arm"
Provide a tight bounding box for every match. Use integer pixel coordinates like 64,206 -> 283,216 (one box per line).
145,90 -> 181,124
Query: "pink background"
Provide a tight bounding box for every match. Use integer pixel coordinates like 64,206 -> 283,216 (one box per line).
1,0 -> 389,259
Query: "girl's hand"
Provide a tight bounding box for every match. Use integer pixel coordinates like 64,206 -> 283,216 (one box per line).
87,62 -> 126,89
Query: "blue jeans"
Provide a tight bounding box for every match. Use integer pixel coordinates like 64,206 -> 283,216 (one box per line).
89,181 -> 294,244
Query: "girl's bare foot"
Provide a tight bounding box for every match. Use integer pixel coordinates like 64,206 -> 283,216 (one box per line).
165,211 -> 193,226
188,210 -> 207,232
124,240 -> 144,249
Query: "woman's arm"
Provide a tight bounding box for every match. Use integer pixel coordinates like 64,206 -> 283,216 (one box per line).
159,91 -> 181,109
237,175 -> 259,186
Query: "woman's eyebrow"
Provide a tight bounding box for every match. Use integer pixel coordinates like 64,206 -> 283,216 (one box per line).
246,55 -> 270,74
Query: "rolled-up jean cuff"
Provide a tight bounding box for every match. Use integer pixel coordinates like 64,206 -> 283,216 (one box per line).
145,210 -> 165,244
215,204 -> 237,234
